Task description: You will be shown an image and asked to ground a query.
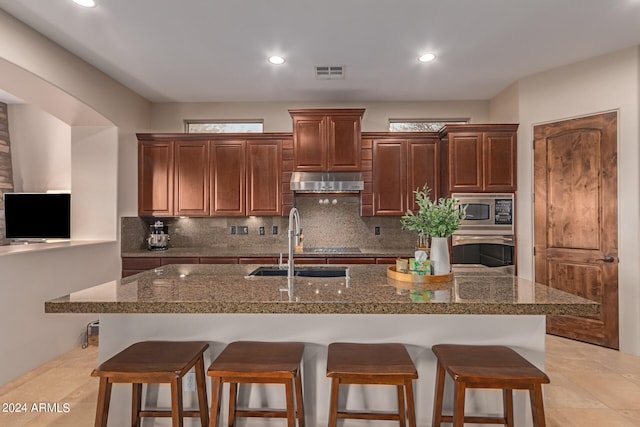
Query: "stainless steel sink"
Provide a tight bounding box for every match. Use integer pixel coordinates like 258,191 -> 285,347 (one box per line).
247,266 -> 349,278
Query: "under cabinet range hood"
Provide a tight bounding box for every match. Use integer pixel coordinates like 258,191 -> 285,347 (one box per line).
290,172 -> 364,193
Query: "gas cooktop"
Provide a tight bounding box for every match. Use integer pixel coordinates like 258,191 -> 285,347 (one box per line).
306,247 -> 361,254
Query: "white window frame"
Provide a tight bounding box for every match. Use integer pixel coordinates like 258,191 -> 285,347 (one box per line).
388,119 -> 468,132
185,119 -> 264,133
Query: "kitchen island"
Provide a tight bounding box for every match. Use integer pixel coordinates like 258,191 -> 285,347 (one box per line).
46,264 -> 597,427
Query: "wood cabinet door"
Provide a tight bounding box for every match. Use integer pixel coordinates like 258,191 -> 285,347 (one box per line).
174,141 -> 209,216
292,115 -> 326,171
448,132 -> 483,192
138,141 -> 174,216
210,140 -> 246,216
327,114 -> 361,171
407,139 -> 439,211
372,140 -> 407,216
483,131 -> 517,191
246,140 -> 282,216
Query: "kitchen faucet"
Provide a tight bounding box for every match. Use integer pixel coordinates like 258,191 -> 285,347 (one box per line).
287,207 -> 302,280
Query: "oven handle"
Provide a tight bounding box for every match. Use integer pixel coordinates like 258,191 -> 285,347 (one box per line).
452,234 -> 515,246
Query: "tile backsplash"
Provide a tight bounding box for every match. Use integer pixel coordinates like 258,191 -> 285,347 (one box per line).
122,196 -> 416,252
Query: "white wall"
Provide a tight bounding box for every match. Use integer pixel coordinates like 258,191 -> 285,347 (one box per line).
492,47 -> 640,354
0,242 -> 119,385
150,100 -> 490,133
0,9 -> 151,385
8,104 -> 71,192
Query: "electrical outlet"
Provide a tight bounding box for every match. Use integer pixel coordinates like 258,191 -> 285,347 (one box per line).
238,226 -> 249,235
183,372 -> 196,392
230,226 -> 236,235
272,226 -> 278,235
374,226 -> 381,235
259,226 -> 265,235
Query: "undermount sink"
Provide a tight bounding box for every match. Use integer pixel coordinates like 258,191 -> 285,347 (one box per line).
246,266 -> 349,278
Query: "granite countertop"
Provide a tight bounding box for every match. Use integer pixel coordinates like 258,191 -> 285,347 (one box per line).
45,264 -> 599,316
121,247 -> 414,258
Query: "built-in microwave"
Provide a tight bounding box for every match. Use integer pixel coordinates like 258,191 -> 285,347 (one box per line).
451,193 -> 515,271
452,193 -> 515,235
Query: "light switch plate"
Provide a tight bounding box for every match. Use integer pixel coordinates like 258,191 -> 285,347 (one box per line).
238,226 -> 249,235
272,226 -> 278,235
230,226 -> 236,235
374,226 -> 381,235
259,226 -> 265,235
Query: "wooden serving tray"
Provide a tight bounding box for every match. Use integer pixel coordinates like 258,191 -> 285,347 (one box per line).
386,266 -> 454,284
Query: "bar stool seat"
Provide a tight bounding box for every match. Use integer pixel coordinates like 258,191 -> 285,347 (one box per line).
326,342 -> 418,427
92,340 -> 209,427
207,341 -> 305,427
431,344 -> 550,427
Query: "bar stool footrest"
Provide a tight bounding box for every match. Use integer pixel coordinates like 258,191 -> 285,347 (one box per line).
441,414 -> 510,424
138,409 -> 204,418
235,408 -> 300,418
337,410 -> 401,421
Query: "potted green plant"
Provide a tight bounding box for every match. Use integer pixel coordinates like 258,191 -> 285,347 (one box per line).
401,185 -> 466,275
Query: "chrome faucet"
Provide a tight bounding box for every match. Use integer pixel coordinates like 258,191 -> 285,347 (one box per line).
287,207 -> 302,280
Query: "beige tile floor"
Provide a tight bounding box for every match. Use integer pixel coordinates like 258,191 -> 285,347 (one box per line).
0,335 -> 639,426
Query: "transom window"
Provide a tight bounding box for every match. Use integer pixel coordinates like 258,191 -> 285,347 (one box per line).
389,119 -> 468,132
185,120 -> 264,133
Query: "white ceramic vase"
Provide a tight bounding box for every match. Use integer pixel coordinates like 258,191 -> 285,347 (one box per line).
430,236 -> 451,276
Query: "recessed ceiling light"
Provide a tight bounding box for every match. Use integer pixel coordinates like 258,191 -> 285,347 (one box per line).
73,0 -> 97,7
268,56 -> 285,65
418,53 -> 437,63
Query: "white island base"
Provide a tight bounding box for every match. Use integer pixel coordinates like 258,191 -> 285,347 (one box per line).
98,314 -> 546,427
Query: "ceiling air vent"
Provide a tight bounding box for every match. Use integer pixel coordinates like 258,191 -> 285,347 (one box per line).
315,65 -> 345,80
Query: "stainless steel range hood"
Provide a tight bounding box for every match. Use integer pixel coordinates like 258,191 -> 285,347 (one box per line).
290,172 -> 364,193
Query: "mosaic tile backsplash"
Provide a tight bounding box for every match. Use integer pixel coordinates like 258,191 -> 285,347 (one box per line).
122,196 -> 416,252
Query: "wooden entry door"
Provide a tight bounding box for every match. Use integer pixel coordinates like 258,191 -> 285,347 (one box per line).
534,112 -> 618,349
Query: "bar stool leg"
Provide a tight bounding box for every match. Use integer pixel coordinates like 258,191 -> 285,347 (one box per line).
285,379 -> 296,427
405,379 -> 417,427
295,370 -> 305,427
209,377 -> 223,427
170,377 -> 184,427
530,384 -> 547,427
131,383 -> 142,427
452,382 -> 466,427
328,377 -> 340,427
94,377 -> 112,427
195,357 -> 209,427
503,389 -> 514,427
228,383 -> 237,427
396,385 -> 406,427
431,362 -> 445,427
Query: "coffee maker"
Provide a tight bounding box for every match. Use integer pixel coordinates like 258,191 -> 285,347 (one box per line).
146,220 -> 170,251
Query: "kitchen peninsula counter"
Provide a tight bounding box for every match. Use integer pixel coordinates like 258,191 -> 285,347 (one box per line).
46,264 -> 597,316
45,264 -> 598,427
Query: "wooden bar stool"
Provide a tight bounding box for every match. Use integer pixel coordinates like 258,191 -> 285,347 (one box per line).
326,342 -> 418,427
207,341 -> 305,427
431,344 -> 550,427
92,340 -> 209,427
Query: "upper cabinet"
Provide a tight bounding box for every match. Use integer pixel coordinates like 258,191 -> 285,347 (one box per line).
138,141 -> 174,217
440,124 -> 518,194
363,134 -> 439,217
246,140 -> 282,216
174,140 -> 210,216
210,140 -> 245,216
138,135 -> 287,217
289,109 -> 365,171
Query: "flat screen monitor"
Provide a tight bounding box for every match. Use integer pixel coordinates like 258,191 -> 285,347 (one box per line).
3,193 -> 71,240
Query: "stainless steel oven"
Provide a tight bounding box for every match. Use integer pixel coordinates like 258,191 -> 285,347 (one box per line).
452,193 -> 515,271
